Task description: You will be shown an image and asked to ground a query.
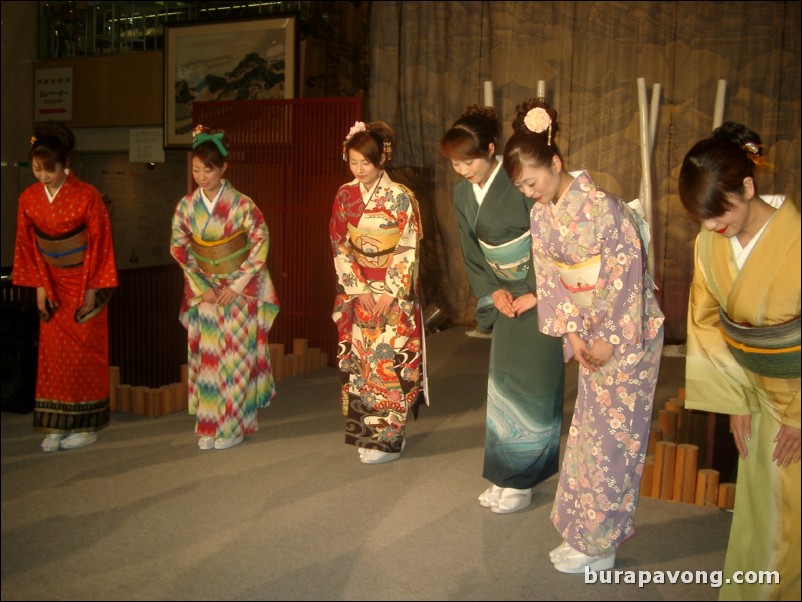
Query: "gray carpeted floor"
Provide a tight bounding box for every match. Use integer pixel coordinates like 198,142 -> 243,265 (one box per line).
1,327 -> 731,601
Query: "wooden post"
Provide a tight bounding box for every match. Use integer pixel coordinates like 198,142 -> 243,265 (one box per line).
717,483 -> 736,510
131,386 -> 148,416
647,428 -> 663,456
695,468 -> 720,507
269,343 -> 285,382
672,443 -> 699,503
658,409 -> 678,443
109,366 -> 121,411
117,384 -> 132,414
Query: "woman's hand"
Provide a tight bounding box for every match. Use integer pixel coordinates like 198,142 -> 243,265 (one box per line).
372,292 -> 396,317
567,332 -> 595,371
357,292 -> 376,313
217,287 -> 239,306
586,338 -> 614,369
492,288 -> 515,319
36,286 -> 54,316
201,289 -> 218,303
730,414 -> 752,459
77,288 -> 97,318
773,424 -> 801,467
512,292 -> 537,316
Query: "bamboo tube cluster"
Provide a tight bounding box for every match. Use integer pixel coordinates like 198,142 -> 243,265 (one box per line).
639,388 -> 736,510
268,338 -> 328,383
108,365 -> 188,418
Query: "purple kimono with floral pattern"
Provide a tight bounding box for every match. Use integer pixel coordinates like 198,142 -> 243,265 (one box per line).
530,171 -> 664,556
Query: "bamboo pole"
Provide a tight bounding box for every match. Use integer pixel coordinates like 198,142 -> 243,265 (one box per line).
713,79 -> 727,130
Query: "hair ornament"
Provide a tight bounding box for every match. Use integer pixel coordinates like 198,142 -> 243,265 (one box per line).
524,107 -> 552,146
342,121 -> 367,161
383,141 -> 393,161
741,141 -> 769,166
30,136 -> 37,147
192,124 -> 228,157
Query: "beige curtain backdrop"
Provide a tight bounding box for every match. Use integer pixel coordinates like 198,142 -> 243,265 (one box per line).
368,1 -> 801,340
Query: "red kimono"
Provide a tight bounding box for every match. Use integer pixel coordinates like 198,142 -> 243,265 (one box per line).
13,171 -> 118,433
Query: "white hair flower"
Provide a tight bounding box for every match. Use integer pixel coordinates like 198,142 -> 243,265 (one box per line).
523,108 -> 551,134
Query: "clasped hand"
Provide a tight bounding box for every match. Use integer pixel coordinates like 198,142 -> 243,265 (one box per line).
567,332 -> 614,372
358,292 -> 396,317
492,289 -> 537,319
730,414 -> 801,466
201,287 -> 239,305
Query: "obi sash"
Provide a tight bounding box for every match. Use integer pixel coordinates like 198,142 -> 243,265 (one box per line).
555,254 -> 601,308
478,231 -> 530,281
719,309 -> 801,379
35,225 -> 87,267
190,230 -> 250,275
347,223 -> 401,281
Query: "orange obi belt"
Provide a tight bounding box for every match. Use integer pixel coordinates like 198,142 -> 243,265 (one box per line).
190,230 -> 250,275
35,225 -> 87,267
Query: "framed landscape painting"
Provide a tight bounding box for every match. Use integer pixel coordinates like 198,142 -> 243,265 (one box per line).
164,16 -> 296,148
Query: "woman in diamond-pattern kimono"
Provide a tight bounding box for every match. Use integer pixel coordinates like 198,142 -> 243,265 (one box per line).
171,126 -> 279,451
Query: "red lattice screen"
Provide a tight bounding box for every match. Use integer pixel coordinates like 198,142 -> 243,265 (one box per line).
193,98 -> 362,365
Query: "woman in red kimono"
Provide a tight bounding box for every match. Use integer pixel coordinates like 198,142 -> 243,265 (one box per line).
13,121 -> 118,452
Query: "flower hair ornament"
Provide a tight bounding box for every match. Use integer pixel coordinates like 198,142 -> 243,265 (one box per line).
30,136 -> 38,146
524,107 -> 553,146
741,141 -> 771,167
192,124 -> 228,157
342,121 -> 367,161
383,141 -> 393,161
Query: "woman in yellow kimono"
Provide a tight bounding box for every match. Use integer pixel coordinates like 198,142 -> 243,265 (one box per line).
679,122 -> 800,601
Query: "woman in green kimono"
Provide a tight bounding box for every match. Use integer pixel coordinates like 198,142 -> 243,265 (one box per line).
679,122 -> 800,601
440,105 -> 565,513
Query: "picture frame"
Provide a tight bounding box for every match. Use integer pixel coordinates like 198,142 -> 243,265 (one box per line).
164,15 -> 297,148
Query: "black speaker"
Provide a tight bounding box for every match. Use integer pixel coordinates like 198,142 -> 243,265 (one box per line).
1,304 -> 39,414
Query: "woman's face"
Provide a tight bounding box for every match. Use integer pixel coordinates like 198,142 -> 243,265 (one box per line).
32,158 -> 67,191
513,157 -> 563,204
348,149 -> 383,190
191,156 -> 227,197
702,193 -> 750,237
449,147 -> 496,188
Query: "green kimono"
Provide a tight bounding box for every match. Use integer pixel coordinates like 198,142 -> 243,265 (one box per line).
453,163 -> 565,489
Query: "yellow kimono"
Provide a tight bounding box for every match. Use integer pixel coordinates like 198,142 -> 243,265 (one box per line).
686,197 -> 800,601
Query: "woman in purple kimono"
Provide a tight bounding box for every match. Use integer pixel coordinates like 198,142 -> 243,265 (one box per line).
503,98 -> 664,573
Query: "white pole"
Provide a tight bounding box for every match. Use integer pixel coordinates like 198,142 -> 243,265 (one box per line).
637,78 -> 655,278
713,79 -> 726,130
649,83 -> 661,155
483,80 -> 493,107
537,80 -> 546,100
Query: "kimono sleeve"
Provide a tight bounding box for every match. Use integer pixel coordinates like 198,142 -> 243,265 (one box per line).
170,196 -> 213,298
684,236 -> 753,415
383,186 -> 420,299
83,187 -> 118,291
453,197 -> 501,298
228,198 -> 269,295
329,186 -> 371,296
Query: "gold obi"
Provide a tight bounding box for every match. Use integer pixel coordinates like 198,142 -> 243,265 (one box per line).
347,223 -> 401,269
190,230 -> 250,274
555,254 -> 601,308
35,226 -> 88,267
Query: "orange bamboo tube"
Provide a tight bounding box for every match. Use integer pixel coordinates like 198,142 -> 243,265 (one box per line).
658,410 -> 678,443
665,398 -> 685,429
131,386 -> 148,416
145,388 -> 157,418
170,383 -> 185,413
717,483 -> 736,510
159,385 -> 174,415
695,468 -> 720,507
109,366 -> 121,411
180,363 -> 189,385
677,387 -> 685,400
116,384 -> 132,413
672,443 -> 699,503
647,428 -> 663,456
269,343 -> 285,383
640,456 -> 655,498
657,441 -> 677,500
293,337 -> 308,357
